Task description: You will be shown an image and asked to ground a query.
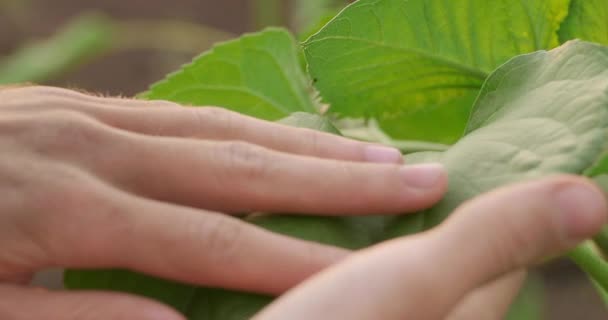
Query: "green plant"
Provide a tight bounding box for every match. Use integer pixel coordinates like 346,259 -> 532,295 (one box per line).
64,0 -> 608,318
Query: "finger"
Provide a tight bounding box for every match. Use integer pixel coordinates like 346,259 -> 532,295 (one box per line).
100,106 -> 404,164
0,284 -> 184,320
254,176 -> 607,320
6,168 -> 348,294
446,271 -> 526,320
1,86 -> 403,163
3,110 -> 441,215
104,136 -> 446,214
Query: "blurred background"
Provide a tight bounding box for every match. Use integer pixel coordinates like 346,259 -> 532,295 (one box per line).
0,0 -> 347,94
0,0 -> 606,319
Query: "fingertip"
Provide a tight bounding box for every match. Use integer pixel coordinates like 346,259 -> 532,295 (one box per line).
553,177 -> 608,243
90,292 -> 186,320
391,163 -> 447,212
363,145 -> 404,164
400,163 -> 447,190
140,306 -> 186,320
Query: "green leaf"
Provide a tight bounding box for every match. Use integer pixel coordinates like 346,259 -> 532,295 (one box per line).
415,40 -> 608,229
568,242 -> 608,298
142,28 -> 318,120
386,40 -> 608,295
304,0 -> 570,143
559,0 -> 608,45
584,153 -> 608,177
185,288 -> 273,320
64,270 -> 198,314
248,214 -> 382,250
0,13 -> 113,84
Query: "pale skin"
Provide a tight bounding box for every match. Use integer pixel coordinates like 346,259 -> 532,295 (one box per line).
0,86 -> 605,320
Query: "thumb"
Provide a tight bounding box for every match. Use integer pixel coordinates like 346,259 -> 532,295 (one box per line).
255,176 -> 608,320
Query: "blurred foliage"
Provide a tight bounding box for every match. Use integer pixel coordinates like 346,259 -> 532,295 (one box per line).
291,0 -> 343,34
0,0 -> 348,86
253,0 -> 284,29
0,12 -> 235,85
0,13 -> 113,84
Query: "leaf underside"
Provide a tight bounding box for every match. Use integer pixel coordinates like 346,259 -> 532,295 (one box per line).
390,40 -> 608,233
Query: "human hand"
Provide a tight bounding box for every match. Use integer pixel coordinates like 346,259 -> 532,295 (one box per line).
256,176 -> 608,320
0,86 -> 447,319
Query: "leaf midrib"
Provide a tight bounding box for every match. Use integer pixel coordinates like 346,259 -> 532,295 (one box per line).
305,36 -> 490,80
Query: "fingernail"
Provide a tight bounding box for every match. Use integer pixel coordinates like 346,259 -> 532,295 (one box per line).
141,306 -> 185,320
555,184 -> 608,240
400,163 -> 445,189
364,145 -> 403,164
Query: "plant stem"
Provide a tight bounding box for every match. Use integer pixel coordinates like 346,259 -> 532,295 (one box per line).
252,0 -> 283,29
340,119 -> 451,153
591,279 -> 608,307
568,242 -> 608,293
390,140 -> 451,153
594,225 -> 608,257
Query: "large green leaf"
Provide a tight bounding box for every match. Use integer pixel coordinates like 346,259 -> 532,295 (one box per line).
390,40 -> 608,231
559,0 -> 608,45
142,28 -> 318,120
304,0 -> 570,143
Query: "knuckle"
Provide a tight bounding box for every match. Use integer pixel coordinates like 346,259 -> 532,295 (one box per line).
195,215 -> 244,264
24,166 -> 91,221
145,98 -> 182,108
20,166 -> 129,264
220,141 -> 270,180
191,107 -> 227,128
300,128 -> 323,155
9,166 -> 91,260
25,111 -> 110,155
197,106 -> 232,120
195,107 -> 236,131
